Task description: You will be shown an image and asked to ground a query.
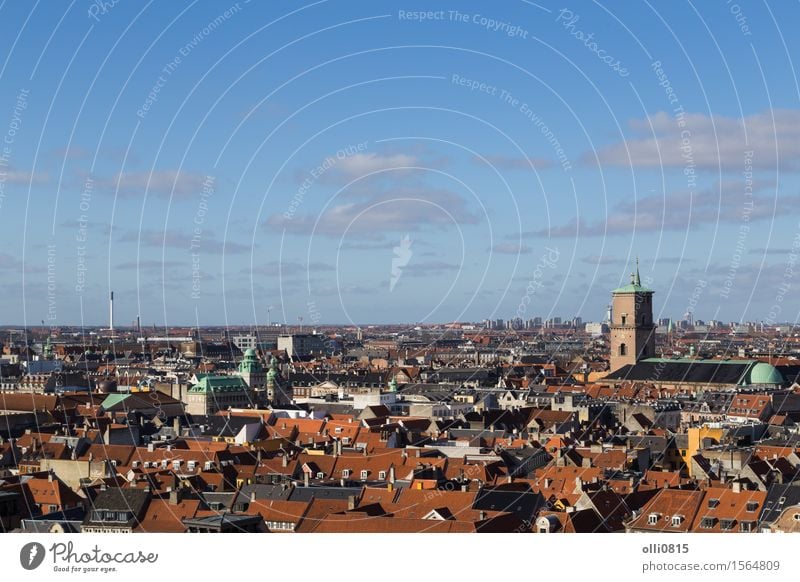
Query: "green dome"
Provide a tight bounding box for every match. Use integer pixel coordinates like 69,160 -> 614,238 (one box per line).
244,348 -> 257,357
747,362 -> 784,385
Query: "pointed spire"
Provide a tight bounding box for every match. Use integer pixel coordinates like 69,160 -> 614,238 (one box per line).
632,256 -> 641,287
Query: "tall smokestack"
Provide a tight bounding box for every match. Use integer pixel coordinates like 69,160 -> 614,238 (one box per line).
109,291 -> 114,332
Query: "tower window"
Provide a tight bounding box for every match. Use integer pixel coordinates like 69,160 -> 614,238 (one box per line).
621,314 -> 627,325
619,344 -> 627,356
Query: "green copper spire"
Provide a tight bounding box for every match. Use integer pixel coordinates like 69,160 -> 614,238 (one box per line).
613,256 -> 652,294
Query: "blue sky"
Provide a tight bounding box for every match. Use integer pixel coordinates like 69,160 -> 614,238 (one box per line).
1,0 -> 799,326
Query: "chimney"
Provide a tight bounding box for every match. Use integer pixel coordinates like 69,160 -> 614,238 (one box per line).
169,488 -> 182,505
147,442 -> 154,452
732,481 -> 742,493
109,291 -> 114,332
282,453 -> 288,468
48,470 -> 53,483
347,495 -> 356,511
574,477 -> 583,493
478,510 -> 486,521
389,466 -> 396,484
304,471 -> 310,487
250,491 -> 257,503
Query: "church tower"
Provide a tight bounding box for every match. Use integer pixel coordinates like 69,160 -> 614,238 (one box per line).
609,259 -> 656,372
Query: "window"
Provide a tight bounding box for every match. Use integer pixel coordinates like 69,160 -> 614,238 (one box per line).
621,315 -> 627,325
316,472 -> 324,479
793,513 -> 800,522
707,498 -> 720,509
342,469 -> 351,479
671,515 -> 683,527
700,517 -> 715,529
746,501 -> 758,512
720,519 -> 735,531
360,470 -> 369,480
619,344 -> 627,356
647,513 -> 659,525
378,471 -> 387,480
740,521 -> 755,532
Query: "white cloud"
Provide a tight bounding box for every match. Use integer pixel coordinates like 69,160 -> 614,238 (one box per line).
98,170 -> 210,200
336,153 -> 417,177
594,109 -> 800,170
492,242 -> 532,254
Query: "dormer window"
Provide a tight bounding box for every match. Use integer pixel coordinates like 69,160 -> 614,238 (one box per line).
671,515 -> 683,527
378,471 -> 387,480
647,513 -> 659,525
746,501 -> 758,512
708,498 -> 720,509
342,469 -> 351,479
316,472 -> 324,479
360,470 -> 368,480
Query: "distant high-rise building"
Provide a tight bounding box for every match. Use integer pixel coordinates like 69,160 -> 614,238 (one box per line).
278,333 -> 326,358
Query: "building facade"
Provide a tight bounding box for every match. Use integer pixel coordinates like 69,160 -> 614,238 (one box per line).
609,260 -> 656,372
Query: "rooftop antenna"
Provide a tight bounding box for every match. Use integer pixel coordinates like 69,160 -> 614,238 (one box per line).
267,306 -> 273,327
298,316 -> 303,333
109,291 -> 115,336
